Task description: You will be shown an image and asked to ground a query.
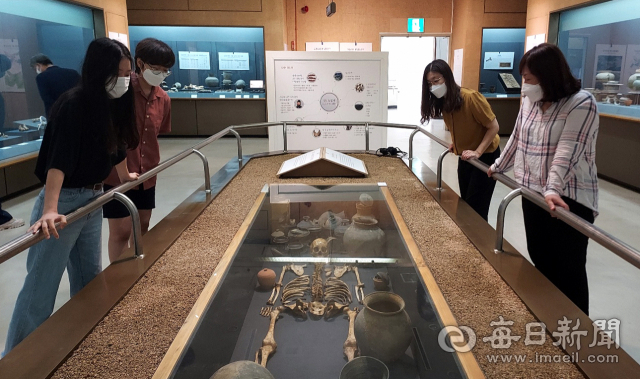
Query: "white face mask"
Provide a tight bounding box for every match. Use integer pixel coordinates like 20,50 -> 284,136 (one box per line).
521,83 -> 544,102
36,67 -> 42,75
142,68 -> 164,87
430,83 -> 447,98
106,76 -> 130,99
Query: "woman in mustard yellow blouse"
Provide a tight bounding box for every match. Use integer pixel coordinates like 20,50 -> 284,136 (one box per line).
420,59 -> 500,220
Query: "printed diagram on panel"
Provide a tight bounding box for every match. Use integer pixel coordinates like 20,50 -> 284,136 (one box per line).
275,60 -> 382,124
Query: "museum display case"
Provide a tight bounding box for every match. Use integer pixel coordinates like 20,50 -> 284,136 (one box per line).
161,183 -> 470,379
0,0 -> 97,195
557,0 -> 640,120
129,26 -> 267,136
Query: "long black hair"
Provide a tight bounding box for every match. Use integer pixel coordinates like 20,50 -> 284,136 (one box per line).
420,59 -> 463,124
520,43 -> 581,102
50,38 -> 138,152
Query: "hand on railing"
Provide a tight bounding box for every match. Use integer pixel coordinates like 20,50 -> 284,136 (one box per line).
448,143 -> 454,153
545,193 -> 569,212
120,172 -> 140,182
460,149 -> 480,160
28,211 -> 67,239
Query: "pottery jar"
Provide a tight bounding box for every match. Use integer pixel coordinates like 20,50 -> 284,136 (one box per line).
210,360 -> 274,379
596,71 -> 615,83
257,268 -> 276,289
343,216 -> 385,256
205,74 -> 219,87
354,292 -> 412,363
628,69 -> 640,90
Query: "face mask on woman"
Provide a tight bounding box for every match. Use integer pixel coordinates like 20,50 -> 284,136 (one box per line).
430,83 -> 447,98
142,68 -> 165,87
521,83 -> 544,102
106,76 -> 130,99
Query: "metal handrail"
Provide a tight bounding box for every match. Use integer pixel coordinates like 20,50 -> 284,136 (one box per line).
407,124 -> 640,270
0,126 -> 233,265
1,121 -> 639,276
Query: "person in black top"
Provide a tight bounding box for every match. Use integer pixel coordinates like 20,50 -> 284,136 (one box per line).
30,53 -> 81,117
3,38 -> 140,356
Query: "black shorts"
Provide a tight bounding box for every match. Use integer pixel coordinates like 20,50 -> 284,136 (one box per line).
102,184 -> 156,219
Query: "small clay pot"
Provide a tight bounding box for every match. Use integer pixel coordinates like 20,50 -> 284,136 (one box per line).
373,272 -> 390,291
210,360 -> 274,379
257,268 -> 276,289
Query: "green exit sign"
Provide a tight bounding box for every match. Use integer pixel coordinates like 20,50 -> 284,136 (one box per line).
408,18 -> 424,33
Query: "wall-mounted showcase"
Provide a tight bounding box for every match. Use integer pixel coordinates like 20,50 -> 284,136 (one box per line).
556,0 -> 640,120
0,0 -> 95,173
479,28 -> 525,97
129,26 -> 266,100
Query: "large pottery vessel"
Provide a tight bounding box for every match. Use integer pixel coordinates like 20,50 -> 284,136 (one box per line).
354,292 -> 412,363
210,360 -> 274,379
343,216 -> 384,255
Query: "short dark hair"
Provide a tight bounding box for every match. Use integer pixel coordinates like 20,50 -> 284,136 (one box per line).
134,38 -> 175,73
420,59 -> 463,124
30,54 -> 52,67
519,43 -> 581,102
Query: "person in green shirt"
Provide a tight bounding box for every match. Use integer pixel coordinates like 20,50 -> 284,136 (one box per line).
420,59 -> 500,221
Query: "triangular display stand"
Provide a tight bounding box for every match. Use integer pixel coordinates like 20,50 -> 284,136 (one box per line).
277,148 -> 368,178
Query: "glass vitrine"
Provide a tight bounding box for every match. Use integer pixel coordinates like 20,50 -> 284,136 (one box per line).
165,183 -> 470,379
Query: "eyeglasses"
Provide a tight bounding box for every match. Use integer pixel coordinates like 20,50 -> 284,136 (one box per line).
144,63 -> 171,78
427,76 -> 444,87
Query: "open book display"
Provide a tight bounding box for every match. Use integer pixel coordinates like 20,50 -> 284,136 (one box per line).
277,148 -> 368,178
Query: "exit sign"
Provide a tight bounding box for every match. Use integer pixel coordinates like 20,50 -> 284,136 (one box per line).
408,18 -> 424,33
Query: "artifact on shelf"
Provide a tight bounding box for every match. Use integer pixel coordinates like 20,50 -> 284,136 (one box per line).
175,82 -> 182,89
335,218 -> 350,238
37,116 -> 47,130
271,229 -> 288,244
210,360 -> 275,379
235,79 -> 246,90
354,292 -> 412,363
255,306 -> 283,367
628,69 -> 640,91
339,356 -> 389,379
318,210 -> 345,229
257,268 -> 277,289
222,71 -> 233,86
373,272 -> 390,291
620,96 -> 633,106
596,70 -> 615,83
343,216 -> 385,256
205,74 -> 220,87
18,124 -> 29,131
343,307 -> 359,362
297,216 -> 314,230
602,81 -> 622,92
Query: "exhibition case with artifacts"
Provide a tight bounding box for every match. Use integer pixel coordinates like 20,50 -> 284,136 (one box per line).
0,0 -> 96,196
557,0 -> 640,120
158,183 -> 471,379
128,26 -> 268,136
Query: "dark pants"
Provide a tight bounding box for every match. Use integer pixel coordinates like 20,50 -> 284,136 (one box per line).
522,197 -> 594,315
457,148 -> 500,221
0,203 -> 12,224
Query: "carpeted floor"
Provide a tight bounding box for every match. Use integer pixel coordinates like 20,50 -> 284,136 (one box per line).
51,154 -> 584,379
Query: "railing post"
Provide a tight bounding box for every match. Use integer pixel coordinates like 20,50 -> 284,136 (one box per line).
113,192 -> 144,259
283,122 -> 288,153
409,128 -> 419,160
192,149 -> 211,193
436,149 -> 450,191
365,123 -> 370,152
494,188 -> 523,254
228,128 -> 243,163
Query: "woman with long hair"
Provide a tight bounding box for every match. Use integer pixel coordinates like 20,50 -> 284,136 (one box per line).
3,38 -> 139,354
421,59 -> 500,220
489,43 -> 599,314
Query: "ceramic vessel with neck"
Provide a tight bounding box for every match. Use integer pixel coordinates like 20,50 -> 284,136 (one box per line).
354,292 -> 412,363
343,216 -> 385,256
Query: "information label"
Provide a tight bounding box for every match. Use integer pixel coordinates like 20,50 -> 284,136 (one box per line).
178,51 -> 211,70
219,52 -> 250,70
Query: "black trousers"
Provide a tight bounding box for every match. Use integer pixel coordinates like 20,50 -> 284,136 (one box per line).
522,197 -> 594,315
457,148 -> 500,221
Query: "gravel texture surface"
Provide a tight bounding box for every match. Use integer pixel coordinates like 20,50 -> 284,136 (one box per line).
51,154 -> 584,379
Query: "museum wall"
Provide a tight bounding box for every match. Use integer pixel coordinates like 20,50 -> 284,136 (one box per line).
126,0 -> 288,52
525,0 -> 597,38
283,0 -> 452,52
75,0 -> 130,38
450,0 -> 527,89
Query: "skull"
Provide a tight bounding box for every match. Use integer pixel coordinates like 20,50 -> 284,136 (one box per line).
309,301 -> 326,316
311,238 -> 329,257
310,237 -> 336,257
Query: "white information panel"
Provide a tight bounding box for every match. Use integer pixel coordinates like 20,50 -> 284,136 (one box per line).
483,52 -> 515,70
339,43 -> 373,52
219,52 -> 250,70
266,51 -> 388,151
178,51 -> 210,70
